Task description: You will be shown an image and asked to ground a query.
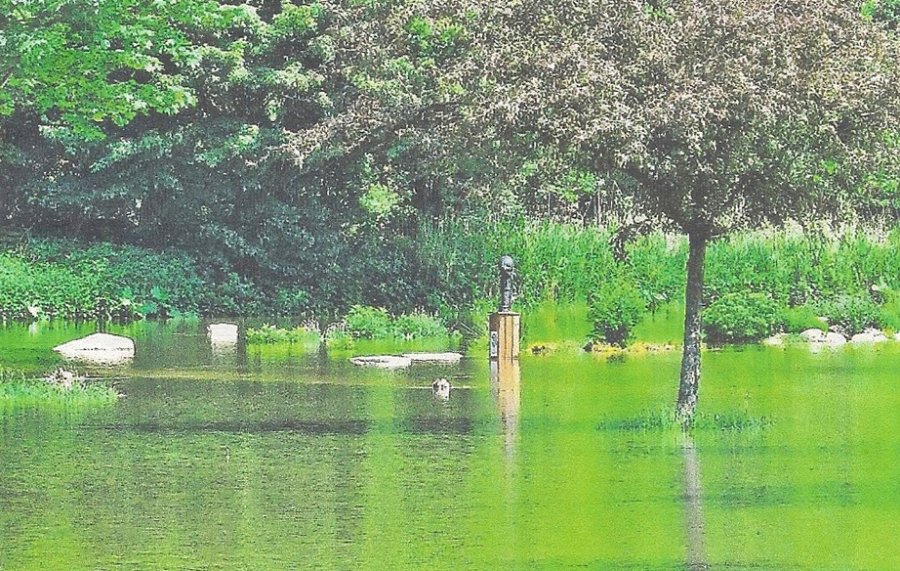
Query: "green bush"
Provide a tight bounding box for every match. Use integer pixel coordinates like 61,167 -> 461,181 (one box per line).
780,305 -> 828,334
587,275 -> 646,347
703,292 -> 780,344
344,305 -> 393,339
246,324 -> 319,344
393,311 -> 447,339
817,294 -> 882,336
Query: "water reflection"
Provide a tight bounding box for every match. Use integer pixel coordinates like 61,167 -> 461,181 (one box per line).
681,436 -> 709,571
490,360 -> 520,461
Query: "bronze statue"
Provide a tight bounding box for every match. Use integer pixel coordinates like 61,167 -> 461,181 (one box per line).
499,255 -> 515,312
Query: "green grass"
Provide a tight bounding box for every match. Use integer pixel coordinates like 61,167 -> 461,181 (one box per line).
0,368 -> 120,408
597,407 -> 773,432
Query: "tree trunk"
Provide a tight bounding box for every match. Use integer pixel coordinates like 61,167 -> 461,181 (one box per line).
676,231 -> 707,423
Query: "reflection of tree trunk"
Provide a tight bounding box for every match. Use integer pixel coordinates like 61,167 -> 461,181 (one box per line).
677,232 -> 707,422
490,360 -> 521,462
681,437 -> 709,571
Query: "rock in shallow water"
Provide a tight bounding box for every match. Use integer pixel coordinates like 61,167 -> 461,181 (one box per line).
54,333 -> 135,365
349,355 -> 413,369
402,352 -> 463,364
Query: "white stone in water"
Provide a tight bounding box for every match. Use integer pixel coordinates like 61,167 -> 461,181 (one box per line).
349,355 -> 412,369
402,352 -> 464,364
54,333 -> 135,365
208,323 -> 239,346
800,329 -> 826,342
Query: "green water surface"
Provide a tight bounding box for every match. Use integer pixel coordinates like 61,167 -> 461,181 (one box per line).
1,317 -> 899,570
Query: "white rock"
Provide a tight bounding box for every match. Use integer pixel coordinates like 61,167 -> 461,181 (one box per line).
402,352 -> 464,364
823,332 -> 847,346
54,333 -> 135,365
800,329 -> 826,342
208,323 -> 239,346
851,330 -> 888,344
349,355 -> 412,369
894,332 -> 900,342
763,334 -> 788,346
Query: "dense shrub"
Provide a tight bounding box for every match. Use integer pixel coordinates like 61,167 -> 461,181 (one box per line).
0,254 -> 105,319
779,305 -> 828,334
588,274 -> 646,347
816,294 -> 882,336
345,305 -> 393,339
393,311 -> 447,339
245,324 -> 319,344
703,292 -> 780,344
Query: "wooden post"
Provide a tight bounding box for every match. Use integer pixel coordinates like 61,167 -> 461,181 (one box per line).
489,312 -> 520,360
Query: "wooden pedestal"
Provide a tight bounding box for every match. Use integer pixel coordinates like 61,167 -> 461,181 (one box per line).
489,312 -> 520,360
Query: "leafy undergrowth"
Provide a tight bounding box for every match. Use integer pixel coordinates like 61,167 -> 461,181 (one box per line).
597,407 -> 773,432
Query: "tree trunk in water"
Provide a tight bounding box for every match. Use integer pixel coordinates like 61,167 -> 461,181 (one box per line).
677,232 -> 707,423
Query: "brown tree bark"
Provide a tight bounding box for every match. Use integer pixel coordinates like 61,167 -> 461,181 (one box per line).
676,231 -> 707,423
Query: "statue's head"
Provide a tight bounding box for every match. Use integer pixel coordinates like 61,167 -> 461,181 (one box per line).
499,255 -> 515,274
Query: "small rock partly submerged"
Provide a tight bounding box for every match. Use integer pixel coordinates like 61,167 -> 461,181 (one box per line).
349,355 -> 413,369
402,352 -> 463,364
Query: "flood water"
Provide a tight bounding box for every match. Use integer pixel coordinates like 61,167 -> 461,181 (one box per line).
2,317 -> 900,570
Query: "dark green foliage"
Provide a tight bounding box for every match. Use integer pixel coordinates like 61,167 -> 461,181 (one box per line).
817,294 -> 883,336
703,293 -> 780,344
865,0 -> 900,30
587,274 -> 646,347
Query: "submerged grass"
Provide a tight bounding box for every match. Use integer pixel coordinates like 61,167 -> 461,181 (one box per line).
0,368 -> 119,408
597,407 -> 773,433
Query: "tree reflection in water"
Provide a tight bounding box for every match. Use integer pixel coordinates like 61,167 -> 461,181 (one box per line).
682,436 -> 709,571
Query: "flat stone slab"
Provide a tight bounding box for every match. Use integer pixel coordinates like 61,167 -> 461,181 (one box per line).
208,323 -> 238,345
54,333 -> 135,365
402,352 -> 463,364
350,355 -> 412,369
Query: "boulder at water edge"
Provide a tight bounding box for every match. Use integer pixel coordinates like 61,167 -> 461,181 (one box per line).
54,333 -> 135,365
